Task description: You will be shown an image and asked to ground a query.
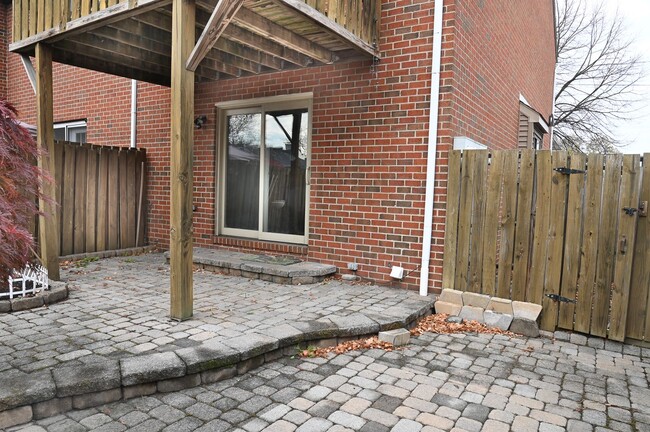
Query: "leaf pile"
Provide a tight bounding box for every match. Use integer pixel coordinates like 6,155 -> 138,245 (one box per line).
298,336 -> 398,358
411,313 -> 516,337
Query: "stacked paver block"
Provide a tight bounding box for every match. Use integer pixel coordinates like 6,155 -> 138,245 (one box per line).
434,289 -> 542,336
0,282 -> 68,313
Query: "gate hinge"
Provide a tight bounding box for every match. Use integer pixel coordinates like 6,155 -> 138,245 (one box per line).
554,167 -> 585,175
545,293 -> 577,304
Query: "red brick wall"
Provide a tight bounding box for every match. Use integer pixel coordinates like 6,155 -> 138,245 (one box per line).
449,0 -> 556,149
0,4 -> 7,100
3,0 -> 556,292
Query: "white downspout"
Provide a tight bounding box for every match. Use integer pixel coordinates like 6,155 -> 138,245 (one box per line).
419,0 -> 445,296
130,79 -> 137,148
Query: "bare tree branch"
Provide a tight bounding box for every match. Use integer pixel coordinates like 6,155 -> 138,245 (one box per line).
553,0 -> 646,153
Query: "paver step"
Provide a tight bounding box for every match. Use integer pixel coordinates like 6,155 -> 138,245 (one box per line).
166,247 -> 337,284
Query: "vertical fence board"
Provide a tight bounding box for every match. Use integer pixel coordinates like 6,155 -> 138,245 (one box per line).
574,153 -> 604,334
481,151 -> 504,296
73,146 -> 87,254
28,0 -> 36,36
591,154 -> 623,338
54,142 -> 64,248
511,149 -> 535,301
627,154 -> 650,341
21,0 -> 29,39
468,150 -> 488,293
118,150 -> 129,248
135,151 -> 147,247
540,151 -> 568,332
495,151 -> 518,299
85,147 -> 98,253
107,150 -> 120,250
96,149 -> 109,251
37,0 -> 44,32
442,150 -> 462,289
71,0 -> 81,19
526,151 -> 552,304
61,145 -> 76,255
126,151 -> 137,247
609,155 -> 642,341
558,153 -> 587,329
455,151 -> 473,292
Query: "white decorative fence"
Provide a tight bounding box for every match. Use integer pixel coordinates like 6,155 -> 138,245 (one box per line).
2,264 -> 49,300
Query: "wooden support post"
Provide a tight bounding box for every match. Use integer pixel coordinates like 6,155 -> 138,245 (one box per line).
35,43 -> 61,281
169,0 -> 195,320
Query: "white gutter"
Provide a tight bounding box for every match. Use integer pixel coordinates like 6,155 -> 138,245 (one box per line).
419,0 -> 445,296
130,79 -> 138,148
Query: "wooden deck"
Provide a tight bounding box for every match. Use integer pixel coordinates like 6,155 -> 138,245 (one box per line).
10,0 -> 380,86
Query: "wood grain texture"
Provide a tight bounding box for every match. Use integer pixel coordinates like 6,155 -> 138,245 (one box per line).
169,0 -> 195,320
495,151 -> 518,299
573,153 -> 604,334
35,43 -> 61,280
441,150 -> 461,289
481,151 -> 505,297
454,151 -> 472,292
511,149 -> 535,301
609,154 -> 641,341
468,150 -> 488,293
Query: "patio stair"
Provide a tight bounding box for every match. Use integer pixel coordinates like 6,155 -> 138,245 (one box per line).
166,247 -> 337,285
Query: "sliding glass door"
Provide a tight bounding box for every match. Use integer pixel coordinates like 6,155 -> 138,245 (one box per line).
219,98 -> 310,244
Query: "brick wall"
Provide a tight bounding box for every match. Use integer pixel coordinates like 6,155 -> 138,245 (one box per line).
2,0 -> 556,293
0,4 -> 7,100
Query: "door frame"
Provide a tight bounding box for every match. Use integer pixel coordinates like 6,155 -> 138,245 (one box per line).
215,93 -> 313,245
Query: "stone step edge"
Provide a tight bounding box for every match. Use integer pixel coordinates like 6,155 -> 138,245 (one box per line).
0,304 -> 433,429
0,282 -> 68,314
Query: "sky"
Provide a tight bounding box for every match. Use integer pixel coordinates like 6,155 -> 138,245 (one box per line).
601,0 -> 650,154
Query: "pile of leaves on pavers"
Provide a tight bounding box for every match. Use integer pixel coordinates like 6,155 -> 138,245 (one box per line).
298,336 -> 398,358
299,313 -> 515,358
410,313 -> 516,337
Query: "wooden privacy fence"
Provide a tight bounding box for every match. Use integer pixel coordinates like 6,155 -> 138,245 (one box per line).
442,149 -> 650,343
49,141 -> 147,256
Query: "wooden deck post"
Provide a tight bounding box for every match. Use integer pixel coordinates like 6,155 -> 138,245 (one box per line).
35,43 -> 61,281
169,0 -> 195,320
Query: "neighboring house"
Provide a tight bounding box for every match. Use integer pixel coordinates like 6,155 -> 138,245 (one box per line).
1,0 -> 556,293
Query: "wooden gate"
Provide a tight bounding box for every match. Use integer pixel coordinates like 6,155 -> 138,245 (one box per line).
442,149 -> 649,343
37,141 -> 147,256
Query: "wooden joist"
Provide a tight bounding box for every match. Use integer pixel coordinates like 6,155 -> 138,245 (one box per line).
186,0 -> 244,71
233,7 -> 335,64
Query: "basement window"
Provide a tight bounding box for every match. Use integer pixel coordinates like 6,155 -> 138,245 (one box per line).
54,120 -> 87,144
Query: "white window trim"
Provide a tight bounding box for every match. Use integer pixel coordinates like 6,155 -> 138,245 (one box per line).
54,120 -> 87,142
215,93 -> 313,245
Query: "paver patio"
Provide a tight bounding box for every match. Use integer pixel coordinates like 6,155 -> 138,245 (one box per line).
0,252 -> 432,376
10,329 -> 650,432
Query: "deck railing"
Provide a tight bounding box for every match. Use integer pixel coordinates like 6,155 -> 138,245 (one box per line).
12,0 -> 126,42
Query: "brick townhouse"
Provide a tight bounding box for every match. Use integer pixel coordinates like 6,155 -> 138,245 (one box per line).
1,0 -> 555,296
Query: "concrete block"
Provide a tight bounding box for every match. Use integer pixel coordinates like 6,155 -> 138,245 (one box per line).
72,388 -> 122,410
509,318 -> 540,338
53,359 -> 121,397
157,373 -> 201,393
330,313 -> 380,336
434,301 -> 462,316
570,333 -> 588,346
32,397 -> 73,419
201,367 -> 237,385
0,405 -> 33,429
292,276 -> 316,285
175,340 -> 240,374
120,352 -> 186,386
236,355 -> 265,375
258,324 -> 304,347
222,333 -> 279,361
378,329 -> 410,347
486,297 -> 513,315
122,383 -> 157,400
43,283 -> 68,304
264,349 -> 283,362
291,320 -> 339,340
11,295 -> 44,311
0,300 -> 11,313
0,370 -> 56,411
459,305 -> 485,323
439,289 -> 464,305
512,301 -> 542,321
462,292 -> 491,309
483,310 -> 513,331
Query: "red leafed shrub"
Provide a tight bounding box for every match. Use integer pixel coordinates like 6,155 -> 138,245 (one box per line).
0,100 -> 44,282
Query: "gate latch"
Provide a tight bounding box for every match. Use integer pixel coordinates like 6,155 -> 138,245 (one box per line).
545,293 -> 577,304
623,207 -> 639,216
554,167 -> 586,175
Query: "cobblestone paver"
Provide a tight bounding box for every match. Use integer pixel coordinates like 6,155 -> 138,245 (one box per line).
0,253 -> 431,375
12,331 -> 650,431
